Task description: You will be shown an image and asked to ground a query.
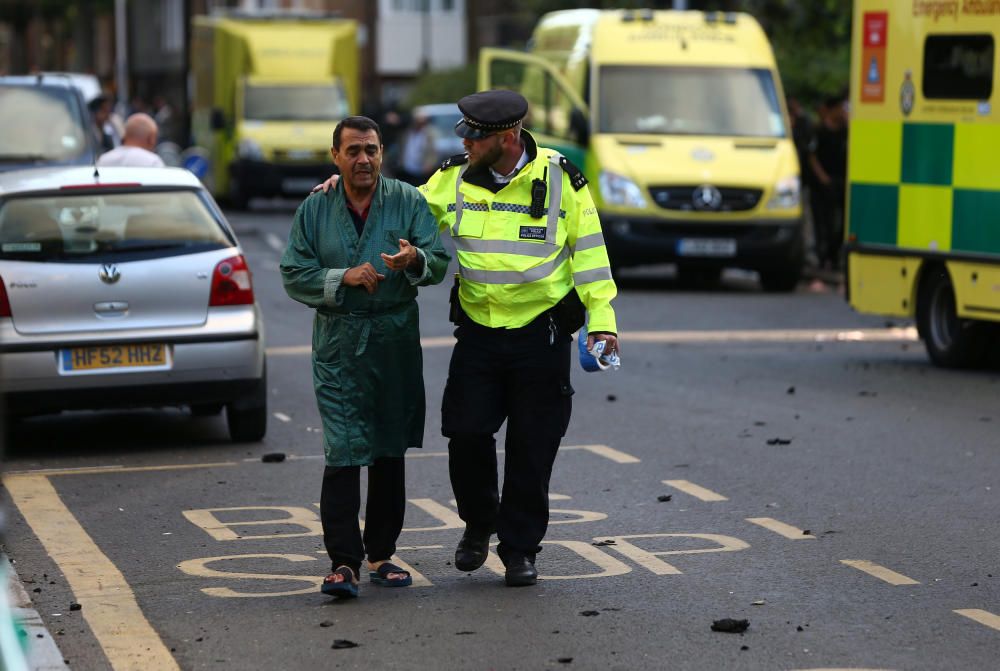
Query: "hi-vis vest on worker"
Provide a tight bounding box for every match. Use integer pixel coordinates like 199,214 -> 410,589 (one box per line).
420,130 -> 618,334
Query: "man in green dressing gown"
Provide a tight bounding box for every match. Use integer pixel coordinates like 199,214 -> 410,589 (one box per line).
280,116 -> 449,598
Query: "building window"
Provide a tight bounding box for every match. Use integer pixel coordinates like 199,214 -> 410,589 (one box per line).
922,34 -> 994,100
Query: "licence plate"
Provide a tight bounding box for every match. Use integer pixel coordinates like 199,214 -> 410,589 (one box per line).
59,343 -> 171,374
677,238 -> 737,257
282,177 -> 318,193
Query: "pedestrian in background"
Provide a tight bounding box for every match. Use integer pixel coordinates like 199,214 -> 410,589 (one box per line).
808,94 -> 849,271
396,112 -> 440,185
96,113 -> 165,168
88,95 -> 116,153
281,116 -> 450,599
787,96 -> 817,267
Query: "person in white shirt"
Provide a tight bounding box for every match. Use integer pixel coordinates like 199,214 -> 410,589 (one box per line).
96,113 -> 165,168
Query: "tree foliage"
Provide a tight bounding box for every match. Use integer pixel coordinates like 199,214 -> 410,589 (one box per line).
404,64 -> 479,108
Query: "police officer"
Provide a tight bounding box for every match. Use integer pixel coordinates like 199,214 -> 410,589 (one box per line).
420,90 -> 620,587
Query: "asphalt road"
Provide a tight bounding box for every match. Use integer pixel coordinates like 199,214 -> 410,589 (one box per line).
2,201 -> 998,671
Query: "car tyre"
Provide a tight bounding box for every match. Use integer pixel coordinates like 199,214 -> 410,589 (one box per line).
228,176 -> 249,211
226,365 -> 267,442
191,403 -> 223,417
916,266 -> 988,368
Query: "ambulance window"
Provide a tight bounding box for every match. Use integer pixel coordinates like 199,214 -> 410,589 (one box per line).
922,34 -> 994,100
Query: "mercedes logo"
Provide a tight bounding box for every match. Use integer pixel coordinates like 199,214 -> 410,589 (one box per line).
99,263 -> 121,284
692,185 -> 723,211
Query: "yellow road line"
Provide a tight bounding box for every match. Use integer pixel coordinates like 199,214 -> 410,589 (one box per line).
954,609 -> 1000,632
624,327 -> 918,344
563,444 -> 640,463
4,474 -> 178,670
4,462 -> 238,477
662,479 -> 729,502
840,560 -> 920,586
266,327 -> 918,356
746,517 -> 816,539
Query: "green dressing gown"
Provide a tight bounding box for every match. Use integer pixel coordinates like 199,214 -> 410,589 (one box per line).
280,177 -> 449,466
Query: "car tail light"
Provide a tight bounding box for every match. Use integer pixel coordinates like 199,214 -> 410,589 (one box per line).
0,276 -> 10,317
209,255 -> 254,306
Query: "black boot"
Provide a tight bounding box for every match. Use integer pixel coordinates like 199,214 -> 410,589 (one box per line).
502,552 -> 538,587
454,527 -> 491,572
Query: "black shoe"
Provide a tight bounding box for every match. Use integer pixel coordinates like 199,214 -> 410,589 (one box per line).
454,528 -> 491,572
503,554 -> 538,587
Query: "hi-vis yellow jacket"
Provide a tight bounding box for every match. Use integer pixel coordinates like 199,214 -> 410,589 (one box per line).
419,131 -> 618,333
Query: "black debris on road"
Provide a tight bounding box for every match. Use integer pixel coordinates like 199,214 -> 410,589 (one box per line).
711,619 -> 750,633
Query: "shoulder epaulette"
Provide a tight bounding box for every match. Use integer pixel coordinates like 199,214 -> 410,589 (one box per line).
558,156 -> 588,191
440,153 -> 469,170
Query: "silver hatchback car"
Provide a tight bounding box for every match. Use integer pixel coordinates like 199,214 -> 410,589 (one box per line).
0,166 -> 266,441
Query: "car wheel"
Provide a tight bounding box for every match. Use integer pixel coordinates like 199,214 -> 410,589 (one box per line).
226,366 -> 267,442
228,176 -> 249,211
191,403 -> 223,417
759,267 -> 801,292
916,266 -> 988,368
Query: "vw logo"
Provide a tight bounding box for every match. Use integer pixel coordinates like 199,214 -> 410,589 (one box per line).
692,184 -> 723,211
99,263 -> 121,284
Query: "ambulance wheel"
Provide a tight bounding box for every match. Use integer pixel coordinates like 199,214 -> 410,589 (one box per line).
916,266 -> 988,368
759,267 -> 801,292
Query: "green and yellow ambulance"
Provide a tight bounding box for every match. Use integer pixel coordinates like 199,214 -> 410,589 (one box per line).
847,0 -> 999,366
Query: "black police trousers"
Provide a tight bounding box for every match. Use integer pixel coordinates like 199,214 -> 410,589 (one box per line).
441,312 -> 573,563
320,458 -> 405,576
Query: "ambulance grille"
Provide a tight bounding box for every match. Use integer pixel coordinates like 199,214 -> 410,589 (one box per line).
648,186 -> 762,212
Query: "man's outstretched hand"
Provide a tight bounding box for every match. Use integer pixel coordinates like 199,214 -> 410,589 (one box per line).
343,262 -> 385,294
381,239 -> 421,272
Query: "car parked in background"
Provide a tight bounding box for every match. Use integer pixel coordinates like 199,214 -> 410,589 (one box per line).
0,75 -> 99,171
0,166 -> 267,442
413,103 -> 465,166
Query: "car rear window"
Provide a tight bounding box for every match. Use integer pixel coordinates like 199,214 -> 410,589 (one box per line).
0,189 -> 232,262
0,86 -> 89,162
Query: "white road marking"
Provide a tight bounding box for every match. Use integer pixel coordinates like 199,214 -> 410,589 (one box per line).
265,232 -> 285,253
840,560 -> 920,585
746,517 -> 816,539
273,412 -> 291,423
662,480 -> 729,502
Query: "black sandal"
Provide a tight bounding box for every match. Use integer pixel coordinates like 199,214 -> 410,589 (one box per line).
369,562 -> 412,587
321,566 -> 359,599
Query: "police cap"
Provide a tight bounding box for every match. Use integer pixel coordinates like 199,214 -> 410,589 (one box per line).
454,90 -> 528,140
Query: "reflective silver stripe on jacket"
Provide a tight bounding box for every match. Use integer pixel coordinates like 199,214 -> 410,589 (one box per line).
571,231 -> 606,255
573,266 -> 613,285
545,154 -> 563,245
451,163 -> 470,236
459,246 -> 571,285
452,237 -> 557,258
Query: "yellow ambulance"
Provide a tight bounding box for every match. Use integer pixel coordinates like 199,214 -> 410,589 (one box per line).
479,9 -> 803,291
846,1 -> 999,367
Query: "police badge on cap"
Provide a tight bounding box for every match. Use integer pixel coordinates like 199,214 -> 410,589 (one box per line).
454,90 -> 528,139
